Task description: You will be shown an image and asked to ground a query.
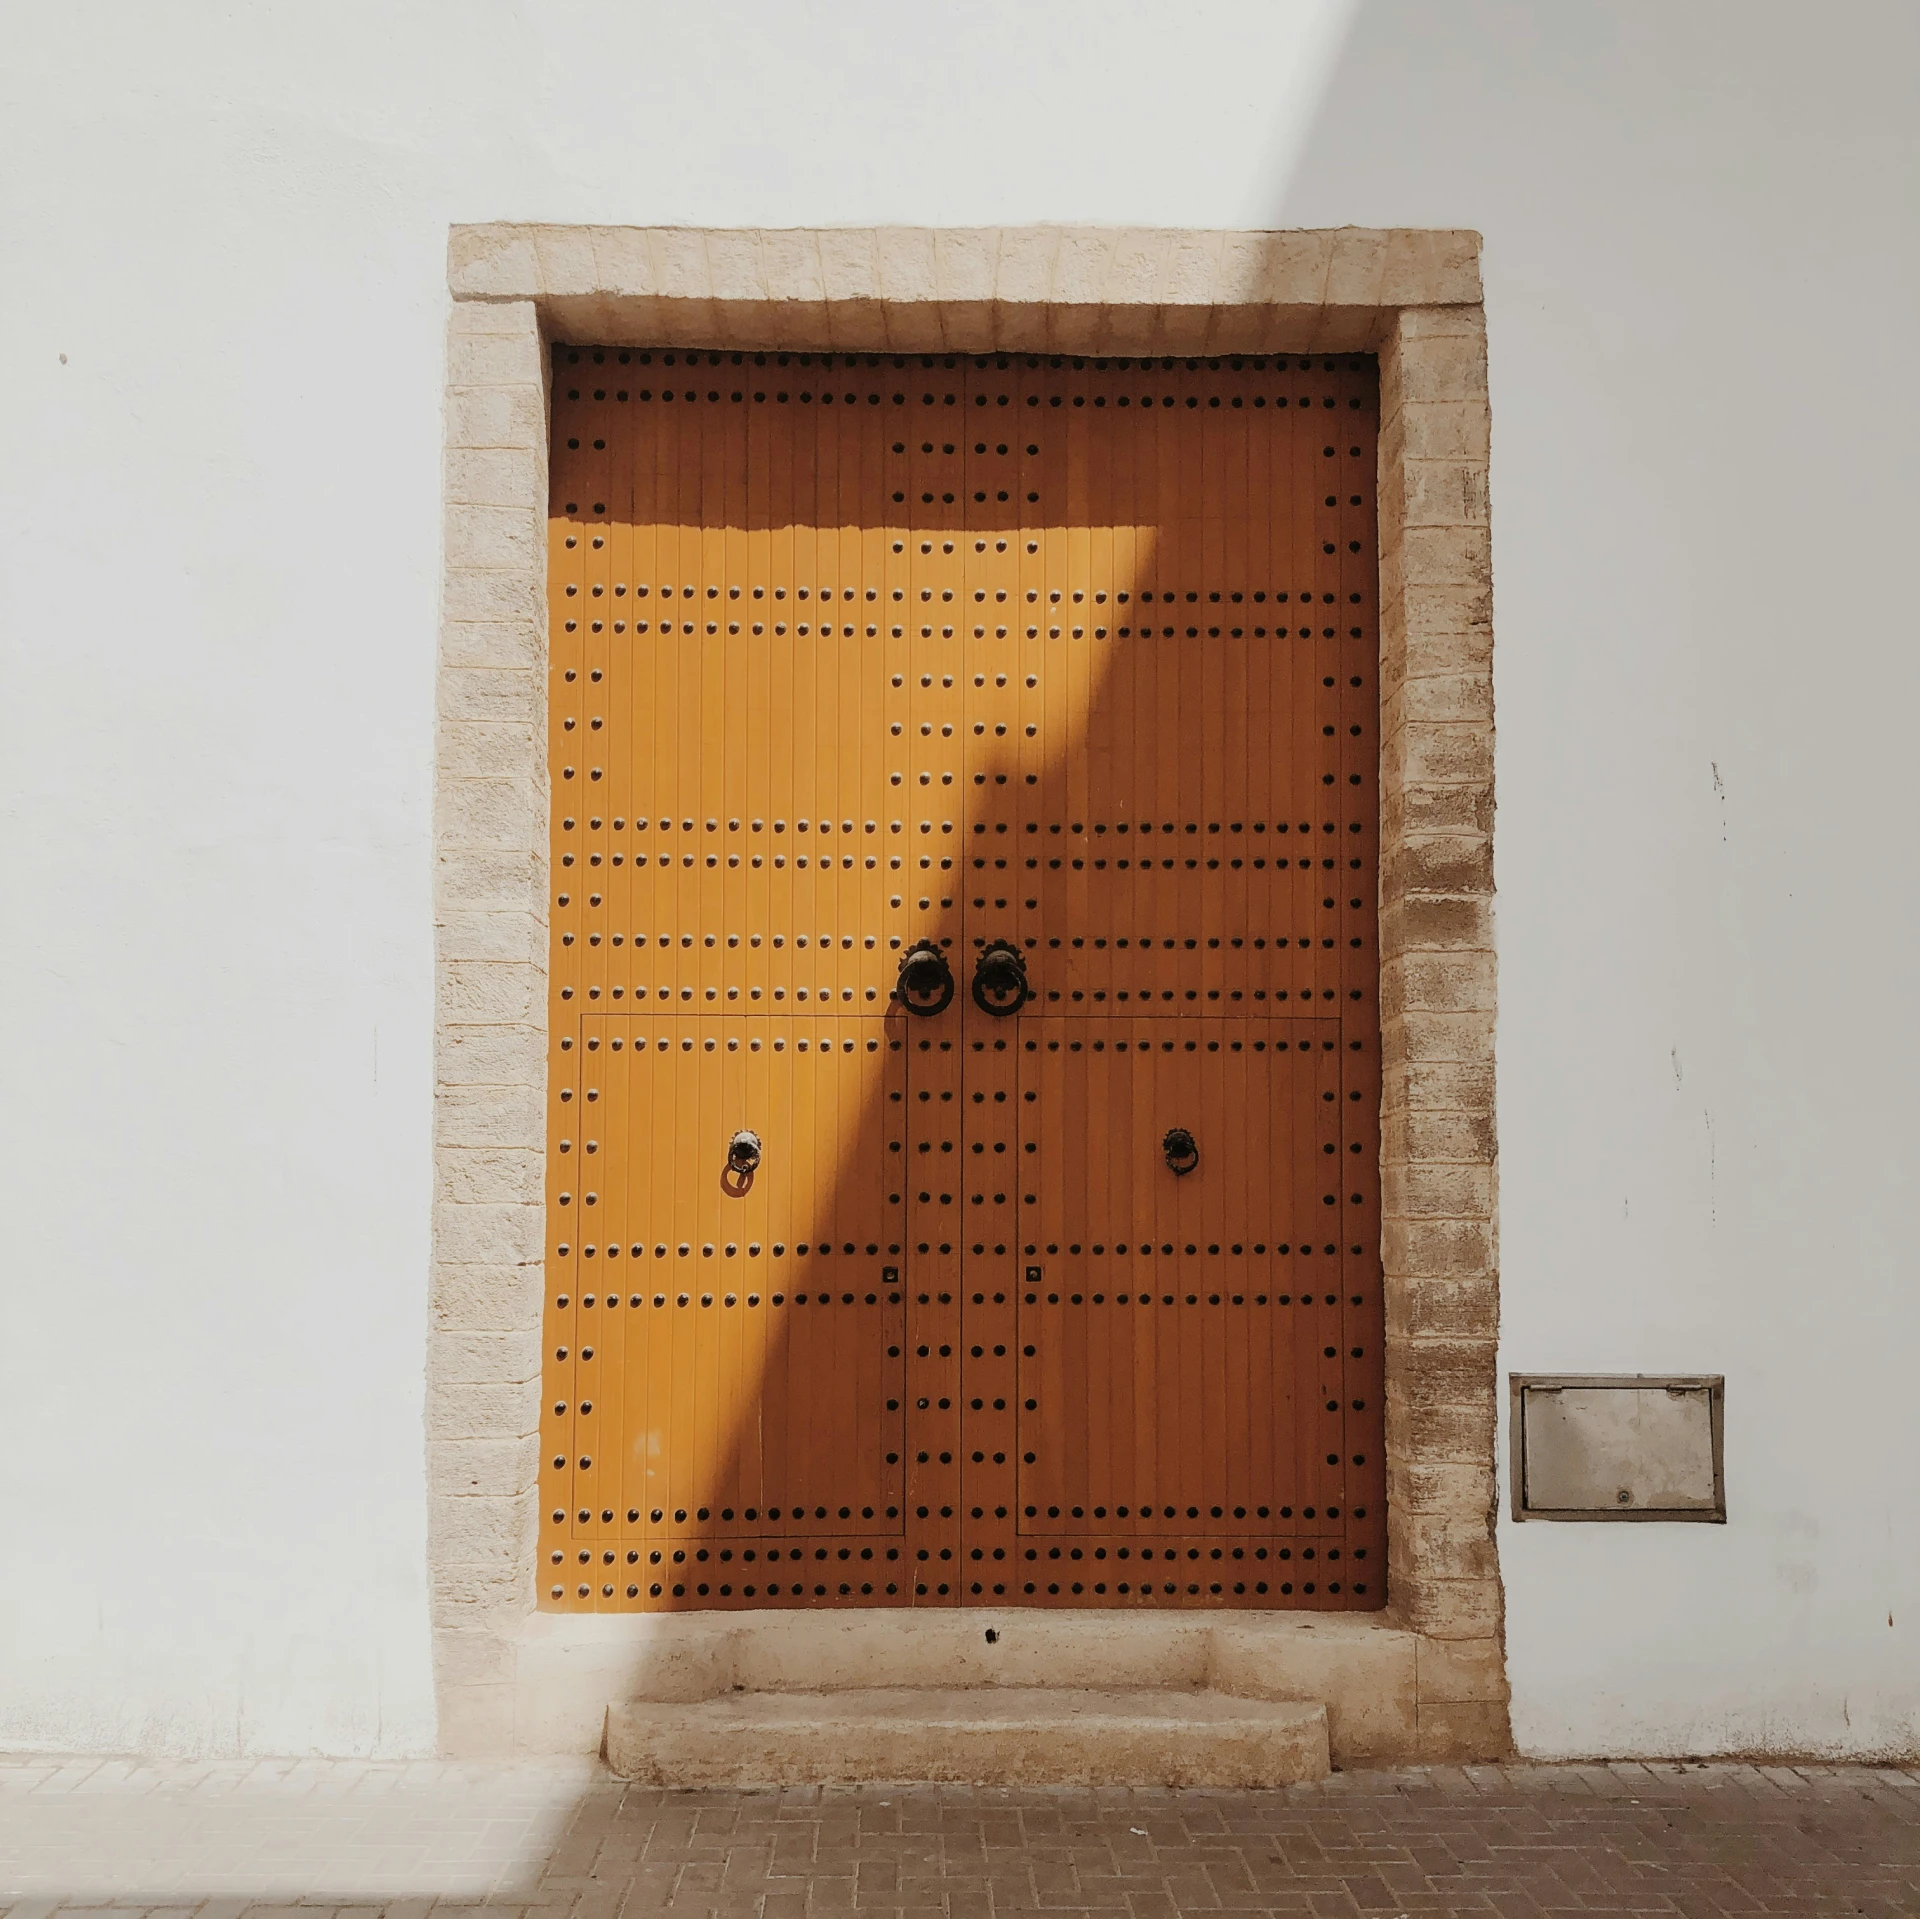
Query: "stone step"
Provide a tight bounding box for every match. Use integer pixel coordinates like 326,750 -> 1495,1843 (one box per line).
606,1686 -> 1330,1787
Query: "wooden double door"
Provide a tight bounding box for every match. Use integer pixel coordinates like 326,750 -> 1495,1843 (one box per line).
542,349 -> 1384,1613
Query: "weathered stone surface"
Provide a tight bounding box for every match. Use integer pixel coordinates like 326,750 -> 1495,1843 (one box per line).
446,225 -> 1482,344
608,1689 -> 1331,1788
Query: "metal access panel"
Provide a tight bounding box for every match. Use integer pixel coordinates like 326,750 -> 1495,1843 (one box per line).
543,347 -> 1384,1614
1511,1375 -> 1726,1522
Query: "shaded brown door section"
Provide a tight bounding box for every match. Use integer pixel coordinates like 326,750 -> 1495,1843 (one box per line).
542,351 -> 1384,1614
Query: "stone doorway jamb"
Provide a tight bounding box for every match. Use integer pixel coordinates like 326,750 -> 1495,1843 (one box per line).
430,225 -> 1503,1760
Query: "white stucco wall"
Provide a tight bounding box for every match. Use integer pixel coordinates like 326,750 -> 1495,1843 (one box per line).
2,0 -> 1914,1758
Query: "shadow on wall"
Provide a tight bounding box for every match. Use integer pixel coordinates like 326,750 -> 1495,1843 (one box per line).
1272,0 -> 1920,1767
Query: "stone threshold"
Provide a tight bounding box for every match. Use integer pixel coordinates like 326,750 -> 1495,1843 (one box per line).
487,1606 -> 1460,1768
607,1687 -> 1330,1788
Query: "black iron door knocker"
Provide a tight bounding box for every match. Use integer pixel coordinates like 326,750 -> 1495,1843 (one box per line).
722,1127 -> 763,1197
970,939 -> 1029,1017
895,940 -> 955,1016
1162,1127 -> 1199,1176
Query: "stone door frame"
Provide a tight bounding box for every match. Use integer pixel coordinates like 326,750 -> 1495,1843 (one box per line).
431,225 -> 1503,1757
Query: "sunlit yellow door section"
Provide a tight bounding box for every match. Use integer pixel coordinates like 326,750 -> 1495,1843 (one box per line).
543,350 -> 1383,1614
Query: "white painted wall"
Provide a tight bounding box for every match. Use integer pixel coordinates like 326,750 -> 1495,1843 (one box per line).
1,0 -> 1913,1758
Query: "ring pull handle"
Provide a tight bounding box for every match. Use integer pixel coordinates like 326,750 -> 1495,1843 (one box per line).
726,1129 -> 763,1176
970,939 -> 1029,1018
1162,1127 -> 1199,1177
895,940 -> 955,1017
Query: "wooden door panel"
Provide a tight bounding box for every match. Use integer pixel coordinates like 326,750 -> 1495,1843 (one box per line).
999,1015 -> 1384,1606
547,1011 -> 907,1609
543,348 -> 1383,1614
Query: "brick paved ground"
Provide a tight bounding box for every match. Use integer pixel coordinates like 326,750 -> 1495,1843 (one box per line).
4,1755 -> 1919,1915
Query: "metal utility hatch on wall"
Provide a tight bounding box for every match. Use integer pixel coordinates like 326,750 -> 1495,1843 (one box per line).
542,349 -> 1384,1613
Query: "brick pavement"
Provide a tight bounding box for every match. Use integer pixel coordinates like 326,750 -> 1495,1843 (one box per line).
3,1754 -> 1918,1914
